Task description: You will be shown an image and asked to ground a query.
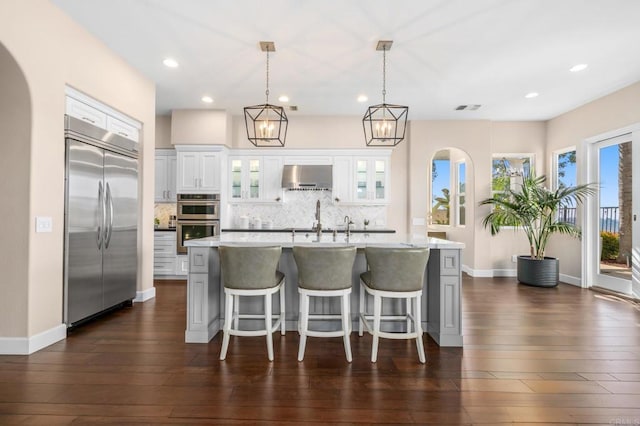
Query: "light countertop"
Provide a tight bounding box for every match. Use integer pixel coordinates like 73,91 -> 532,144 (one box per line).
185,232 -> 465,249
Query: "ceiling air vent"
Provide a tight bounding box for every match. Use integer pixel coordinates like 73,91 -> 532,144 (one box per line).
455,104 -> 482,111
288,105 -> 298,111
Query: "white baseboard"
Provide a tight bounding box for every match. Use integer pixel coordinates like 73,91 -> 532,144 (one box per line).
0,324 -> 66,355
462,265 -> 516,278
134,286 -> 156,303
559,273 -> 581,287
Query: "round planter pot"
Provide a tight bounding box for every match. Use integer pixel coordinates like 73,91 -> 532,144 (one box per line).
517,256 -> 559,287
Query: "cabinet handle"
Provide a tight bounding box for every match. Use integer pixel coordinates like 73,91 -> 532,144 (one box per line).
167,190 -> 171,200
81,116 -> 96,124
334,197 -> 340,202
163,190 -> 166,199
118,131 -> 128,137
194,177 -> 197,187
199,178 -> 203,187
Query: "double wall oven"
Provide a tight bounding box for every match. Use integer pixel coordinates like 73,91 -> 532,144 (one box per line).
176,194 -> 220,254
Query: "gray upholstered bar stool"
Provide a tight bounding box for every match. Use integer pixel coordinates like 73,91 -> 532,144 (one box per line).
219,245 -> 285,362
292,245 -> 357,362
359,247 -> 430,363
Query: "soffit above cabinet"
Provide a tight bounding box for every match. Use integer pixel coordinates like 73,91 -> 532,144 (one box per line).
171,109 -> 230,145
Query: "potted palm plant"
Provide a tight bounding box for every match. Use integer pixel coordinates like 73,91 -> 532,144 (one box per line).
480,173 -> 596,287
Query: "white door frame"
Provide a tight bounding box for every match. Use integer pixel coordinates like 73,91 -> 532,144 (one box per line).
582,123 -> 640,298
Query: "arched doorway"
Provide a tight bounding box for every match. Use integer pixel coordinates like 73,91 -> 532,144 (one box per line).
428,147 -> 475,268
0,42 -> 32,338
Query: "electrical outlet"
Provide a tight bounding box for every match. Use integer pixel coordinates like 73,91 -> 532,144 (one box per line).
511,255 -> 518,263
36,216 -> 53,233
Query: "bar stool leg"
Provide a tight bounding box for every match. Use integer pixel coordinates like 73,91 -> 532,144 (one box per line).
265,293 -> 274,361
220,290 -> 233,360
298,293 -> 309,361
233,295 -> 239,331
280,281 -> 286,335
371,294 -> 382,363
358,282 -> 365,337
414,295 -> 426,364
341,293 -> 352,363
406,298 -> 412,333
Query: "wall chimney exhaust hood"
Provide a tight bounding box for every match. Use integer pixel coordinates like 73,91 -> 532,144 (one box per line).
281,165 -> 332,190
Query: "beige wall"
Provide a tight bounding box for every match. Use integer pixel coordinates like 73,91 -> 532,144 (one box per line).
0,0 -> 155,339
0,43 -> 31,337
171,109 -> 227,145
155,114 -> 172,148
408,120 -> 547,272
546,81 -> 640,279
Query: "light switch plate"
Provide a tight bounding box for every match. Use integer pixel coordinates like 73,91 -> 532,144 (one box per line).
36,216 -> 53,233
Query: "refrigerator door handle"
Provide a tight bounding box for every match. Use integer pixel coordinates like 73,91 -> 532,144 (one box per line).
105,182 -> 114,249
97,181 -> 104,249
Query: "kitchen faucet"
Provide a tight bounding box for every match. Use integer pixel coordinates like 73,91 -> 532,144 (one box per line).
313,199 -> 322,237
344,215 -> 353,237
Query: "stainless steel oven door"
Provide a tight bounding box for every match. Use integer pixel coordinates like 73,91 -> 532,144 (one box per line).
177,200 -> 220,220
176,220 -> 219,254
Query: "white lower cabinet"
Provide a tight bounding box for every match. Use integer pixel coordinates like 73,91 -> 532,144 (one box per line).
155,232 -> 189,277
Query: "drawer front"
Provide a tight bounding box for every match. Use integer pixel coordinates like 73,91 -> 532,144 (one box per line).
107,116 -> 139,142
154,258 -> 176,275
66,97 -> 107,128
155,232 -> 176,241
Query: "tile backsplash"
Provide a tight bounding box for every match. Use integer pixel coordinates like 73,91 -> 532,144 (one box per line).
154,203 -> 176,227
226,191 -> 387,230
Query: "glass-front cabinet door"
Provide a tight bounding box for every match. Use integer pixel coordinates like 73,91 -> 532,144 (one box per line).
353,157 -> 388,204
228,157 -> 261,201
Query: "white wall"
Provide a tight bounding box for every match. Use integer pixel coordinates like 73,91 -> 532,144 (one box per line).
0,0 -> 155,343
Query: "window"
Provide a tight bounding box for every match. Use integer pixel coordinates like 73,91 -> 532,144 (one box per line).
431,153 -> 450,225
491,154 -> 533,197
456,161 -> 466,226
553,148 -> 577,224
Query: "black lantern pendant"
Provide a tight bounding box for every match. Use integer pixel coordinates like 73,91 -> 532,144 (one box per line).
244,41 -> 288,147
363,40 -> 408,147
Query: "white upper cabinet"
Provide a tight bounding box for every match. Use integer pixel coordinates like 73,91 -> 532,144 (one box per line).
65,87 -> 141,143
106,116 -> 140,142
354,157 -> 389,204
228,156 -> 282,203
332,153 -> 390,205
155,150 -> 177,202
65,97 -> 107,128
332,156 -> 353,204
177,150 -> 221,193
262,157 -> 283,202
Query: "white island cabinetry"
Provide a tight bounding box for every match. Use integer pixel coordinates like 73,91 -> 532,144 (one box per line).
184,233 -> 464,347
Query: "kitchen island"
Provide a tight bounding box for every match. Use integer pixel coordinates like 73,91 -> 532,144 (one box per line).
184,232 -> 464,347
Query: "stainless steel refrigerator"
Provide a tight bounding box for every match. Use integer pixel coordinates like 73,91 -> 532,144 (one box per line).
64,115 -> 138,327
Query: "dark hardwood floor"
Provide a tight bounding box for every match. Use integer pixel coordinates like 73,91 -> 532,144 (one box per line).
1,276 -> 639,425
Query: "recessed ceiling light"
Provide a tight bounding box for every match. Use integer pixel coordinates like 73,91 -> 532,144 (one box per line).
357,95 -> 368,103
201,96 -> 213,103
278,95 -> 289,103
163,58 -> 179,68
570,63 -> 588,73
525,92 -> 539,99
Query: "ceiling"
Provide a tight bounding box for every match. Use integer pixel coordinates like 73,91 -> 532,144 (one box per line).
52,0 -> 640,120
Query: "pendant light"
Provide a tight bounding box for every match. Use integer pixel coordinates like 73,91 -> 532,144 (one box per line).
244,41 -> 288,147
362,40 -> 408,146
